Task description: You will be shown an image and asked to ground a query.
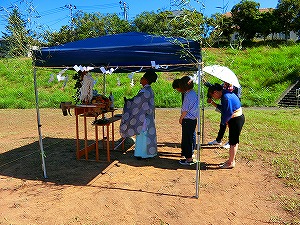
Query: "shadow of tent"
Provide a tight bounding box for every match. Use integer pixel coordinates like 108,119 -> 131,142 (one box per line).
0,137 -> 212,186
0,137 -> 132,185
157,142 -> 181,148
116,144 -> 208,171
112,154 -> 208,175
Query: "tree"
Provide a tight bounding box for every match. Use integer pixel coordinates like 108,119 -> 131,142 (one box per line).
166,9 -> 204,40
206,13 -> 234,46
133,11 -> 171,34
256,10 -> 275,40
231,0 -> 260,40
44,12 -> 133,45
43,26 -> 77,46
274,0 -> 300,41
73,12 -> 106,40
133,10 -> 205,40
101,13 -> 133,34
2,7 -> 31,57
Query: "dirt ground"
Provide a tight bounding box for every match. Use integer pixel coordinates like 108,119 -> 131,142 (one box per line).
0,108 -> 298,225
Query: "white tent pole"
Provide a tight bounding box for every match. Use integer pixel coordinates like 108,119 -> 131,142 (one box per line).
33,67 -> 48,178
202,85 -> 205,143
103,73 -> 106,95
195,61 -> 203,198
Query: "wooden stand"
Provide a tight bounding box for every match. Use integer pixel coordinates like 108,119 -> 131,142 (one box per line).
74,105 -> 123,162
94,116 -> 123,162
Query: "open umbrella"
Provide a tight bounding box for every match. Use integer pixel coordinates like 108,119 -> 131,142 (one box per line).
203,65 -> 241,88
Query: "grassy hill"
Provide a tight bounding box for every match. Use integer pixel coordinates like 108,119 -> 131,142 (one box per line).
0,45 -> 299,109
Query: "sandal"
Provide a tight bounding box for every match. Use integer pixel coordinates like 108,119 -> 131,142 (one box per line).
219,161 -> 235,169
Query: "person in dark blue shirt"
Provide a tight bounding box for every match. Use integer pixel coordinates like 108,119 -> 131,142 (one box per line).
205,81 -> 241,149
207,83 -> 245,169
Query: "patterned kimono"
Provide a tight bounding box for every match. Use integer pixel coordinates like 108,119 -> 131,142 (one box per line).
120,84 -> 157,158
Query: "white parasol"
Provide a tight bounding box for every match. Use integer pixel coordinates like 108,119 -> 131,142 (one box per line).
203,65 -> 241,88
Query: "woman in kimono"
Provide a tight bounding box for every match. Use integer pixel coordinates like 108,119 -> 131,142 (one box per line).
120,70 -> 158,159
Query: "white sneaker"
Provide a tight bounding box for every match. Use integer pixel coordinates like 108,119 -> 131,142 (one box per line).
208,140 -> 222,145
222,142 -> 230,149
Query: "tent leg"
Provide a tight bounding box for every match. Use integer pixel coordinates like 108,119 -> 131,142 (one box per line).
195,63 -> 203,199
103,73 -> 106,95
34,67 -> 48,178
202,96 -> 205,144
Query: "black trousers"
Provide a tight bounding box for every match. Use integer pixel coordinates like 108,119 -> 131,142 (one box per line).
216,123 -> 227,143
228,114 -> 245,145
181,118 -> 197,159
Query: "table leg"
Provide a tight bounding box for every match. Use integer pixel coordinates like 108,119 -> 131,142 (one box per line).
95,124 -> 99,161
84,112 -> 88,160
111,121 -> 115,149
75,110 -> 80,159
106,125 -> 110,162
102,125 -> 105,148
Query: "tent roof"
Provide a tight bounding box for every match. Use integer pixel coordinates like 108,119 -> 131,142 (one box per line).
33,32 -> 201,73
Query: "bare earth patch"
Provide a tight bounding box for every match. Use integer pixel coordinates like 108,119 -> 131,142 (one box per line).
0,109 -> 297,224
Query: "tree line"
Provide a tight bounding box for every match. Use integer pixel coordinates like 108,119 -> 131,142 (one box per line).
1,0 -> 300,57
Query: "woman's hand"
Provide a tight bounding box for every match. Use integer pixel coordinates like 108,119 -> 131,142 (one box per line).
179,111 -> 187,125
179,117 -> 183,125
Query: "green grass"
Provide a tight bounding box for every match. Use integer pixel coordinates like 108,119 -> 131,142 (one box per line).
242,109 -> 299,187
204,107 -> 300,222
202,45 -> 300,107
0,50 -> 299,221
202,107 -> 300,189
271,195 -> 300,224
0,44 -> 300,109
206,108 -> 300,187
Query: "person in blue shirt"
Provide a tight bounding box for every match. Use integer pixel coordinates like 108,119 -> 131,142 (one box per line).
172,79 -> 196,152
205,81 -> 241,149
207,83 -> 245,169
178,76 -> 198,165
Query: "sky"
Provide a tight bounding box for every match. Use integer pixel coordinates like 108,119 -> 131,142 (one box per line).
0,0 -> 278,36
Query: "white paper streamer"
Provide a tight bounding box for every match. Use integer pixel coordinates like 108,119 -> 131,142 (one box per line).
74,65 -> 94,72
128,72 -> 134,87
86,66 -> 94,71
58,67 -> 68,75
190,72 -> 200,85
100,67 -> 106,74
100,66 -> 118,74
73,65 -> 80,72
136,67 -> 143,72
151,61 -> 168,69
130,78 -> 134,87
62,75 -> 69,88
128,72 -> 134,79
57,74 -> 66,81
48,74 -> 54,83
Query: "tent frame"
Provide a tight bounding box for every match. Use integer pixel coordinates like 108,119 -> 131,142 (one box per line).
33,67 -> 48,178
32,32 -> 203,198
33,63 -> 204,198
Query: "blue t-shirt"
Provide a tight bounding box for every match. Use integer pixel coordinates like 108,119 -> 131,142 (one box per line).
217,90 -> 241,125
181,89 -> 198,120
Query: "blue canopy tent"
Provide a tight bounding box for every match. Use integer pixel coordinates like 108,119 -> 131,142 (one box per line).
34,32 -> 200,72
32,32 -> 203,198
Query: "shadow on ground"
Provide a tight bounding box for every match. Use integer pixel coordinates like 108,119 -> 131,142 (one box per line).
0,137 -> 218,186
